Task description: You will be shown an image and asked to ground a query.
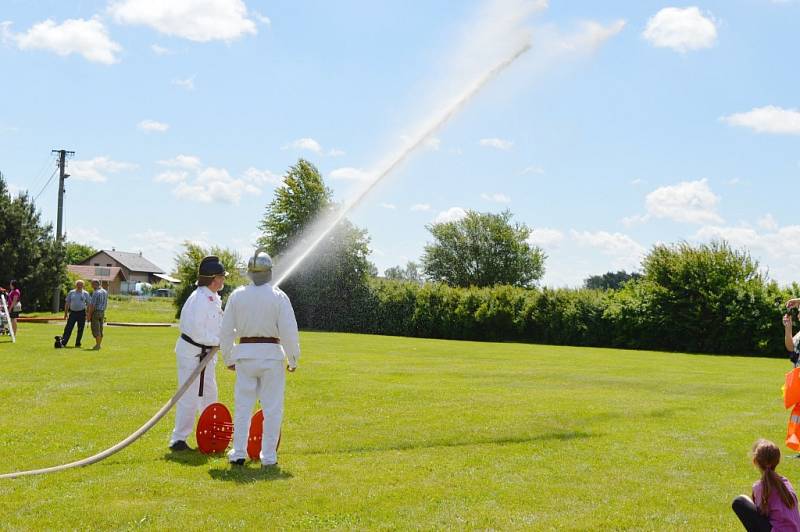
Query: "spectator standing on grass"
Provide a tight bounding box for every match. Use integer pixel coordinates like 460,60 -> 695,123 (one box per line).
87,279 -> 107,351
62,280 -> 90,348
6,280 -> 21,337
732,439 -> 800,531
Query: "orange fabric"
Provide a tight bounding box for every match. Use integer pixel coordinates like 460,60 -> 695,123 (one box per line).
785,368 -> 800,409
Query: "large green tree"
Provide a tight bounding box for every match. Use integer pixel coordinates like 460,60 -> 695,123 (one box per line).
421,210 -> 545,288
172,243 -> 247,317
384,261 -> 423,283
584,270 -> 641,290
65,241 -> 98,265
258,159 -> 374,330
617,240 -> 779,354
0,174 -> 65,310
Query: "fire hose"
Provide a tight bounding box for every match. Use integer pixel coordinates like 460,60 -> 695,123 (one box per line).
0,353 -> 213,479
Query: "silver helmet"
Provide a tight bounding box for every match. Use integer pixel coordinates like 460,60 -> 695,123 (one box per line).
247,247 -> 273,285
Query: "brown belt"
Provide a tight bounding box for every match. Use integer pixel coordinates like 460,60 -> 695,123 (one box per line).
239,336 -> 280,344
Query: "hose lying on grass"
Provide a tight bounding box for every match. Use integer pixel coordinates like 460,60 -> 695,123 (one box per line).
0,354 -> 213,479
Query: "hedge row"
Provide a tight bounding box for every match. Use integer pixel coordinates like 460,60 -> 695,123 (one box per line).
299,277 -> 791,357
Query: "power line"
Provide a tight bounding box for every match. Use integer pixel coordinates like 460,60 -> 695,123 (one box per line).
32,167 -> 58,202
28,153 -> 57,193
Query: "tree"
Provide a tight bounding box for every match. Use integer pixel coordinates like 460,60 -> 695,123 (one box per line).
584,270 -> 641,290
421,210 -> 545,288
632,240 -> 777,354
384,261 -> 423,283
65,241 -> 98,265
258,159 -> 374,330
173,242 -> 247,317
0,174 -> 66,310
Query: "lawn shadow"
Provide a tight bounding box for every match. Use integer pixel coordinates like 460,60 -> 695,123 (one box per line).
161,451 -> 213,466
296,430 -> 596,456
208,464 -> 293,484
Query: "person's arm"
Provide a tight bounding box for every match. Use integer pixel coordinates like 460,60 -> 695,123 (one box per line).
219,293 -> 237,369
87,293 -> 95,320
786,314 -> 796,352
278,294 -> 300,371
63,293 -> 70,319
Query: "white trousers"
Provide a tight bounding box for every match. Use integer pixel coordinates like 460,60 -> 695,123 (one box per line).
227,358 -> 285,465
170,351 -> 218,445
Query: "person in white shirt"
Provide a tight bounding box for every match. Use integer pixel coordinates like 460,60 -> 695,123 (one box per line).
220,248 -> 300,467
169,256 -> 227,452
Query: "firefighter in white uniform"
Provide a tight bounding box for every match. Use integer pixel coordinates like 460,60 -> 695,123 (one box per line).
220,248 -> 300,467
169,256 -> 226,451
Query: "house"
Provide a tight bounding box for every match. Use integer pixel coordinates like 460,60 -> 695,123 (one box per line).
66,265 -> 126,294
79,249 -> 173,293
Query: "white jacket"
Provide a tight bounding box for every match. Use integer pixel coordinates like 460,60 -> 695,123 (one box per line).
219,283 -> 300,368
175,286 -> 223,356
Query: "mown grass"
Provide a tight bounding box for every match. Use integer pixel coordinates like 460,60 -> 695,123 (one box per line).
0,323 -> 793,529
22,295 -> 177,324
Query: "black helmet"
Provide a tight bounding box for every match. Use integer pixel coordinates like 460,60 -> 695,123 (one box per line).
198,256 -> 227,277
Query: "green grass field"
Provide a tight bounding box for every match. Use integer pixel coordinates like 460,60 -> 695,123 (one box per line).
0,322 -> 793,529
22,295 -> 177,324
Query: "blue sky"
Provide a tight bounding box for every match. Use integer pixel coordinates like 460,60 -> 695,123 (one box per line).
1,0 -> 799,287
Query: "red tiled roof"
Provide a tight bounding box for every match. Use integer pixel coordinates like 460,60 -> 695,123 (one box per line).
67,265 -> 126,281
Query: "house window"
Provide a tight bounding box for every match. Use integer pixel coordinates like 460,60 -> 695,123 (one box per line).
107,264 -> 112,267
94,263 -> 99,266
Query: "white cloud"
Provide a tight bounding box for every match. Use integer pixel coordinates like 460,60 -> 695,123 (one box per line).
411,203 -> 431,212
4,17 -> 121,64
173,166 -> 259,204
327,148 -> 346,157
109,0 -> 257,42
172,76 -> 195,91
630,178 -> 644,186
560,19 -> 627,53
380,203 -> 397,210
70,156 -> 136,182
527,228 -> 564,248
253,11 -> 271,26
434,207 -> 467,224
571,230 -> 646,271
150,44 -> 169,55
479,137 -> 514,150
282,137 -> 322,153
154,170 -> 188,184
329,167 -> 371,181
644,178 -> 723,224
721,106 -> 800,135
67,227 -> 115,249
154,155 -> 262,204
642,7 -> 718,53
481,192 -> 511,203
129,229 -> 183,252
758,214 -> 779,231
521,165 -> 545,175
243,167 -> 281,186
158,154 -> 202,169
137,119 -> 169,132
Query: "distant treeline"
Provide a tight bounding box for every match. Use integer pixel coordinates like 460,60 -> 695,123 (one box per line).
292,241 -> 795,357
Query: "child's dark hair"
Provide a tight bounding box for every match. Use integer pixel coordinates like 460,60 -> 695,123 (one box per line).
752,439 -> 795,513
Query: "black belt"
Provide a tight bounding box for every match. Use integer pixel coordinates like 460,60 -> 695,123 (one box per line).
180,333 -> 218,397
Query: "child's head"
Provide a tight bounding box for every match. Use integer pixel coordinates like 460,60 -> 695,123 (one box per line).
752,439 -> 781,472
751,438 -> 795,513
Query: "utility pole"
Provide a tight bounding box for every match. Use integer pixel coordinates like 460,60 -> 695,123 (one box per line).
51,149 -> 74,313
